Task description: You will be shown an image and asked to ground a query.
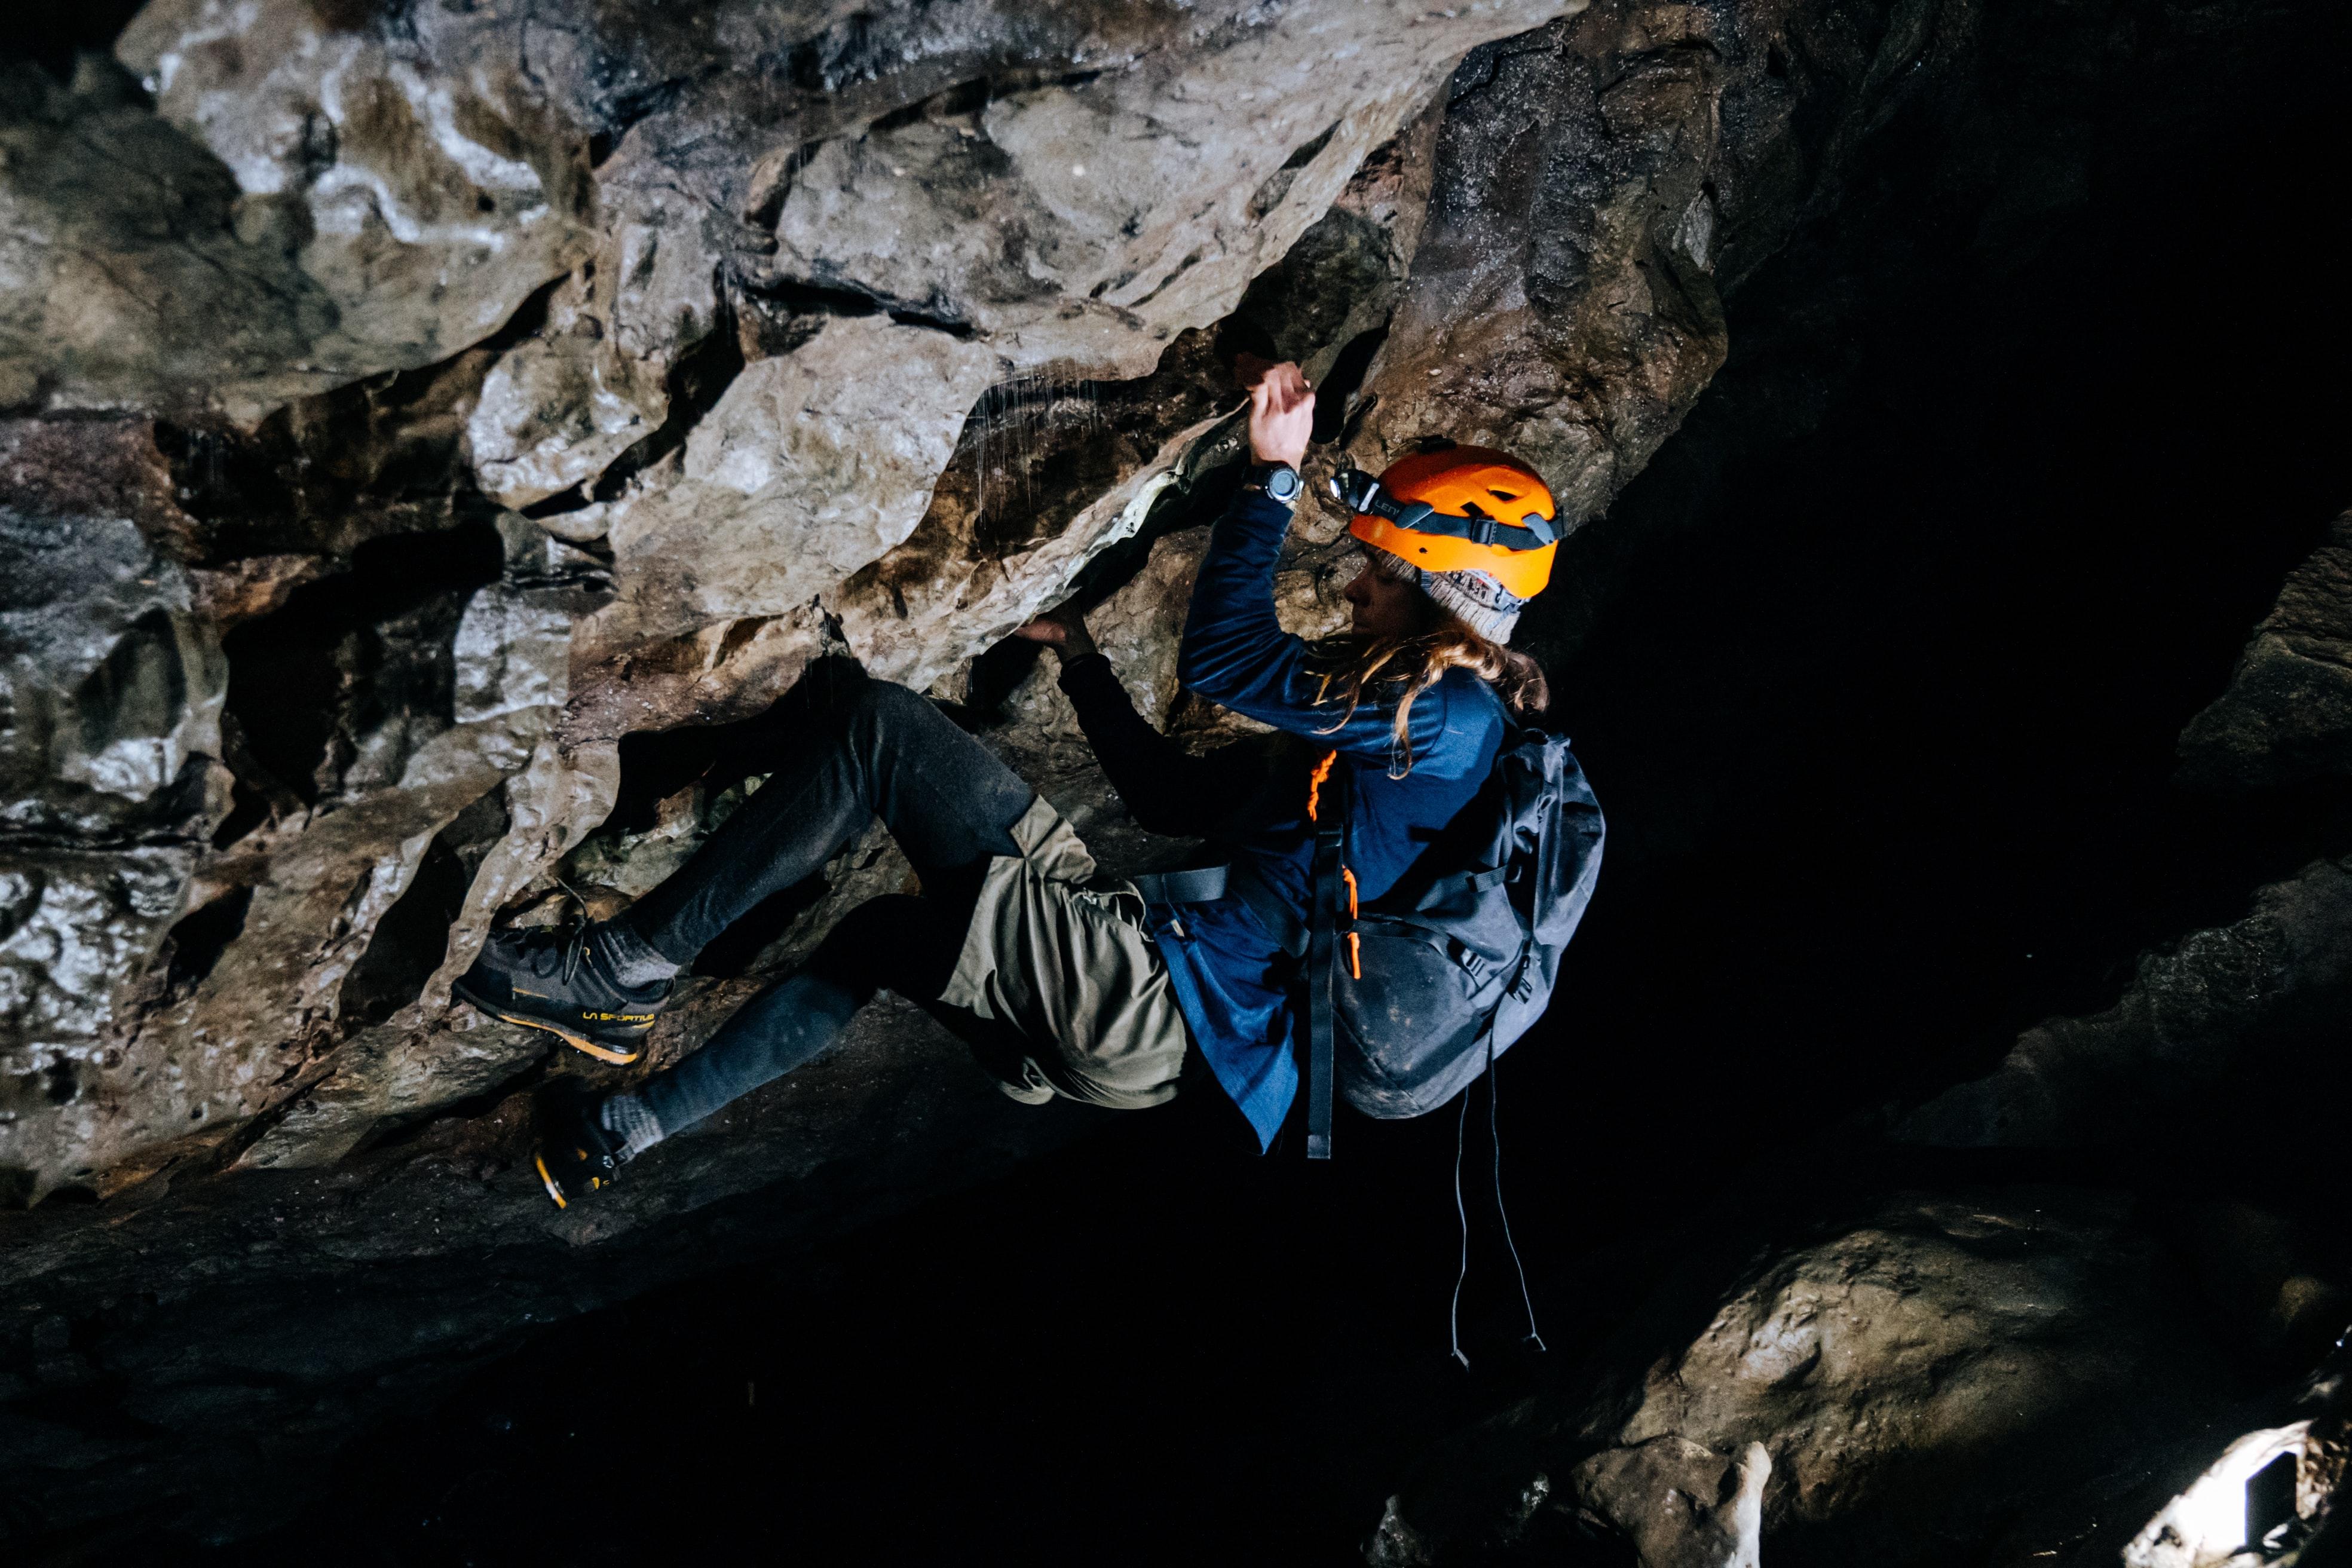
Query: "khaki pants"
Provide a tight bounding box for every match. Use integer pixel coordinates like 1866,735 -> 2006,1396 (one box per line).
941,798 -> 1192,1108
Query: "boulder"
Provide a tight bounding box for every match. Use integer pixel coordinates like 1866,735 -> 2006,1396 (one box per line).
1369,1190 -> 2246,1567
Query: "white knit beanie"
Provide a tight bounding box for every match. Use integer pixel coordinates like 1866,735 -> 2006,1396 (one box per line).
1366,545 -> 1530,644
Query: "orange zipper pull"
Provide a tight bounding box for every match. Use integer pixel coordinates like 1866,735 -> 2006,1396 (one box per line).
1341,866 -> 1358,920
1306,749 -> 1337,821
1345,930 -> 1361,980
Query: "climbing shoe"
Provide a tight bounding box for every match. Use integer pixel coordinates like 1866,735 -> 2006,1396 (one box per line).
531,1079 -> 629,1209
451,923 -> 670,1064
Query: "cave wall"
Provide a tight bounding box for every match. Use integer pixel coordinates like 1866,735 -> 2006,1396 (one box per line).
0,0 -> 1584,1208
0,0 -> 2032,1215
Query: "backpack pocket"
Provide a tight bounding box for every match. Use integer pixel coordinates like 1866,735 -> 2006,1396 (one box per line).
1334,915 -> 1518,1118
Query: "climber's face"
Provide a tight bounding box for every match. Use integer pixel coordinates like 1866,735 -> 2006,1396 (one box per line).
1343,555 -> 1427,641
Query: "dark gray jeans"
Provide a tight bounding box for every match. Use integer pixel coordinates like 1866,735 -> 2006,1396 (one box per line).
622,662 -> 1037,1134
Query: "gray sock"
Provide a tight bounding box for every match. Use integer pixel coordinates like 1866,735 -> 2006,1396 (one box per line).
592,918 -> 681,988
599,1091 -> 665,1159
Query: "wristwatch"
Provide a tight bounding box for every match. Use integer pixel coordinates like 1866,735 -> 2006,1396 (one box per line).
1244,461 -> 1303,506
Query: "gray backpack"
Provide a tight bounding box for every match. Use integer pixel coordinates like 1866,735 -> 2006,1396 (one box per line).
1301,728 -> 1604,1157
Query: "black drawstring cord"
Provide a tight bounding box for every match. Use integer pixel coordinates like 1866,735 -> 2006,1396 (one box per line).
554,876 -> 592,985
1451,1038 -> 1547,1368
1450,1089 -> 1472,1369
1491,1047 -> 1546,1353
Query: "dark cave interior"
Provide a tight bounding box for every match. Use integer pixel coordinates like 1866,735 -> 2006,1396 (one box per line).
161,29 -> 2352,1568
5,6 -> 150,82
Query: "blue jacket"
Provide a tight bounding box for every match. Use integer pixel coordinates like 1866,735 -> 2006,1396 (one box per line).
1058,489 -> 1505,1148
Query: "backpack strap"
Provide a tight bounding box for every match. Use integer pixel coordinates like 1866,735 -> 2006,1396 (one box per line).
1305,751 -> 1350,1160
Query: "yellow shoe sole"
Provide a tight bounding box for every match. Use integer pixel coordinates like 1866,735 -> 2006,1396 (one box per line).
534,1152 -> 569,1208
457,994 -> 645,1065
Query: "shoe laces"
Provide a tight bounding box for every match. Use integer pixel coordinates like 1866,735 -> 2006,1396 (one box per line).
554,878 -> 596,987
517,922 -> 594,987
560,923 -> 590,987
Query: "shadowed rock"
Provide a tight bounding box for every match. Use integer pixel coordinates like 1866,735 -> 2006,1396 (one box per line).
1897,855 -> 2352,1152
2179,510 -> 2352,792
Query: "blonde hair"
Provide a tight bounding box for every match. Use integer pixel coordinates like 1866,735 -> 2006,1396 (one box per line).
1315,620 -> 1549,775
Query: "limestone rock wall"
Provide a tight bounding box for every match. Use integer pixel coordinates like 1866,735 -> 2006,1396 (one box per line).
0,2 -> 1610,1546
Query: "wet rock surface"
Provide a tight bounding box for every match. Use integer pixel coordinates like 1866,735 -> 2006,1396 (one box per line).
0,0 -> 2350,1560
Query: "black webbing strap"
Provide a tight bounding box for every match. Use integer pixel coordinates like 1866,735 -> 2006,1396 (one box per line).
1134,863 -> 1312,963
1326,467 -> 1558,552
1130,865 -> 1230,905
1305,757 -> 1350,1161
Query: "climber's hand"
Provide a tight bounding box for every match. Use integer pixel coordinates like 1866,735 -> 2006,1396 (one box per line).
1013,602 -> 1100,660
1244,359 -> 1313,471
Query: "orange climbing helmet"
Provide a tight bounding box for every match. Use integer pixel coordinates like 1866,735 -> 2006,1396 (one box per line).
1330,445 -> 1559,602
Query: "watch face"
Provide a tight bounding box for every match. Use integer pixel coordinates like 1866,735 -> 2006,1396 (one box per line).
1264,466 -> 1301,501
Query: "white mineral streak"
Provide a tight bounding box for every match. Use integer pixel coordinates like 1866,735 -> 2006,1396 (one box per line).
109,0 -> 591,414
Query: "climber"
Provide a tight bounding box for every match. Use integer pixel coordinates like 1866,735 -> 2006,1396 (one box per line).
452,360 -> 1592,1206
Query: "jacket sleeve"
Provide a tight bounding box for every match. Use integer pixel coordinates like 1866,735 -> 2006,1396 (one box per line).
1175,489 -> 1450,766
1056,652 -> 1266,838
